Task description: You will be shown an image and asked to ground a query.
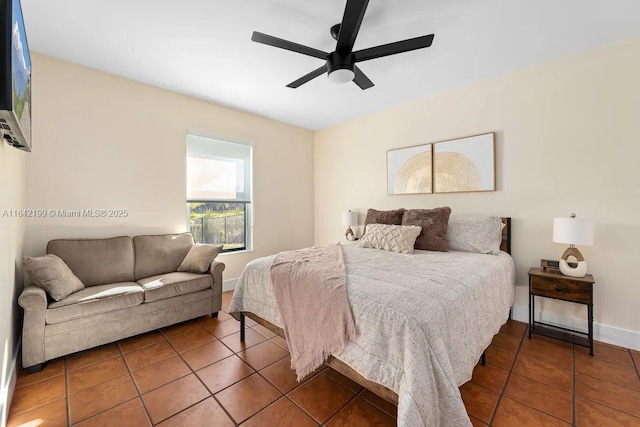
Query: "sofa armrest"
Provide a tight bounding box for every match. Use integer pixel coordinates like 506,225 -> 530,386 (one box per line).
18,285 -> 48,368
209,260 -> 225,283
209,261 -> 225,313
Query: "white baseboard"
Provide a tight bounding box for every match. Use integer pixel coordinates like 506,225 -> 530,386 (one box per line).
222,278 -> 238,292
512,305 -> 640,351
1,339 -> 20,426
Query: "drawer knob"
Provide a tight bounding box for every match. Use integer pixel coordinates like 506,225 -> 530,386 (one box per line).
556,286 -> 567,292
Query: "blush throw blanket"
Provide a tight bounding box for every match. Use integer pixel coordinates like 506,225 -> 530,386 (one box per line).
270,243 -> 356,380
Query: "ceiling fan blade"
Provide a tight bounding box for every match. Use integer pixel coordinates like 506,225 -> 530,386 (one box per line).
353,66 -> 374,90
354,34 -> 434,62
252,31 -> 328,60
336,0 -> 369,53
286,66 -> 327,88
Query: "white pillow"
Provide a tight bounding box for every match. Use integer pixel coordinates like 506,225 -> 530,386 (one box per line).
447,215 -> 504,255
358,224 -> 422,254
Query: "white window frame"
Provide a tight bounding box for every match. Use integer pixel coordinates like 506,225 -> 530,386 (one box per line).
186,134 -> 253,252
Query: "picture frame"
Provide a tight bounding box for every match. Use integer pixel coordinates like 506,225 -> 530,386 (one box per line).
386,132 -> 496,195
433,132 -> 495,194
386,143 -> 433,195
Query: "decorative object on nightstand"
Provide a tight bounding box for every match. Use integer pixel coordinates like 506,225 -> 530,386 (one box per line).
553,213 -> 594,278
528,267 -> 595,355
342,210 -> 358,241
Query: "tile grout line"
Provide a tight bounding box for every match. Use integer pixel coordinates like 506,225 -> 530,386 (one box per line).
65,357 -> 71,426
5,376 -> 67,418
235,325 -> 355,426
119,333 -> 167,356
279,366 -> 356,426
65,345 -> 123,373
116,341 -> 154,426
221,303 -> 394,426
67,347 -> 154,425
159,325 -> 238,426
284,395 -> 321,426
205,314 -> 304,425
356,388 -> 397,419
67,354 -> 131,395
488,328 -> 526,426
320,392 -> 360,426
630,350 -> 640,382
498,330 -> 640,424
230,351 -> 295,424
488,330 -> 579,426
571,387 -> 640,420
572,344 -> 576,427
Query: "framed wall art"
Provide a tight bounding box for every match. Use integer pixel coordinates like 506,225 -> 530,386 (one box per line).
387,143 -> 433,195
433,132 -> 495,194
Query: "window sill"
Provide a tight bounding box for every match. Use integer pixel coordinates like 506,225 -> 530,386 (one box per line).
219,249 -> 254,256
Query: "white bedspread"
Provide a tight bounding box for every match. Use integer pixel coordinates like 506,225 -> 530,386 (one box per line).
229,244 -> 516,427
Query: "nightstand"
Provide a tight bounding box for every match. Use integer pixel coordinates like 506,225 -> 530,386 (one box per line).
528,267 -> 595,355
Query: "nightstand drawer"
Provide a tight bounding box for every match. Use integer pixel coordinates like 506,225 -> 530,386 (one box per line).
530,275 -> 591,303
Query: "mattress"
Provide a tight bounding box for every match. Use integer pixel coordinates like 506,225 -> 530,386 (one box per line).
229,243 -> 516,427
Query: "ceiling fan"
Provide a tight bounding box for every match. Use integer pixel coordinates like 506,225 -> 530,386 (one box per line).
251,0 -> 435,90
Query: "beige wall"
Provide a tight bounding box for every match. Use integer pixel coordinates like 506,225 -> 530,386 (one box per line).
25,54 -> 315,280
0,142 -> 26,420
314,37 -> 640,343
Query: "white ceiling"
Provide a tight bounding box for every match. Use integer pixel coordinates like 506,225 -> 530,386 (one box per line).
21,0 -> 640,130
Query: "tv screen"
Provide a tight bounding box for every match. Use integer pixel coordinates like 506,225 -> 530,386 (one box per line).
0,0 -> 32,152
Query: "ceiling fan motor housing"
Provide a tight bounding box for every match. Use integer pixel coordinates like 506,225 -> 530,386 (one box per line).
327,51 -> 355,74
327,51 -> 356,84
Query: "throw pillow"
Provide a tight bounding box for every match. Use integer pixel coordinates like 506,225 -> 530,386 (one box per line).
23,254 -> 85,301
358,224 -> 422,254
447,215 -> 504,254
401,206 -> 452,252
177,244 -> 224,273
363,208 -> 405,235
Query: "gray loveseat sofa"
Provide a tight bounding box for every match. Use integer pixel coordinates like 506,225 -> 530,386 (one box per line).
18,232 -> 224,371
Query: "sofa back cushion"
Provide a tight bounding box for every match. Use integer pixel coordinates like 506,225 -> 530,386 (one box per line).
133,233 -> 194,280
47,236 -> 135,286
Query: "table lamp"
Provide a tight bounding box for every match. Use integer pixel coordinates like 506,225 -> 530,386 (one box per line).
342,210 -> 358,241
553,213 -> 594,277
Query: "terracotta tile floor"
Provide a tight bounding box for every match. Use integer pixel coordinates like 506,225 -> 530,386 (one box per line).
8,291 -> 640,426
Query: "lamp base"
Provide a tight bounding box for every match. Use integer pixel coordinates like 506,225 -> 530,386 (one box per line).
345,226 -> 355,241
559,247 -> 587,278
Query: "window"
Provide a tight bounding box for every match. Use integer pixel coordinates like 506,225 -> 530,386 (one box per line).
186,135 -> 252,252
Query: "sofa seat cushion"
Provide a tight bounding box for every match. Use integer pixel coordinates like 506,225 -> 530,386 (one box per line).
46,283 -> 144,324
137,272 -> 213,303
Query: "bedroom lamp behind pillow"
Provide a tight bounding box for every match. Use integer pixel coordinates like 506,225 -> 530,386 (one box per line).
342,210 -> 358,241
553,213 -> 594,278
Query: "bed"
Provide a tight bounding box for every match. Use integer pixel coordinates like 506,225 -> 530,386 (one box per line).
228,217 -> 514,427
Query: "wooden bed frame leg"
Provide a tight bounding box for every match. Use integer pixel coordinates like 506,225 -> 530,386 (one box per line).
481,351 -> 486,366
240,313 -> 245,342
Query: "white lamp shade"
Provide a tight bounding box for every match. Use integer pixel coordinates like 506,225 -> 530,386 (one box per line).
342,211 -> 358,227
553,217 -> 594,246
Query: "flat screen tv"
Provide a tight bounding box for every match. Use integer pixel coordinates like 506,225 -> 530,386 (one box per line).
0,0 -> 31,152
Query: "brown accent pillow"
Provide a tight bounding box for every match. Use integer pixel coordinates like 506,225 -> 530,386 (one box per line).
401,207 -> 452,252
363,208 -> 405,235
23,254 -> 85,301
177,244 -> 223,273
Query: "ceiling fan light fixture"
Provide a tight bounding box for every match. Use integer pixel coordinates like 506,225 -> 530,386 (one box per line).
251,0 -> 435,90
328,68 -> 355,84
